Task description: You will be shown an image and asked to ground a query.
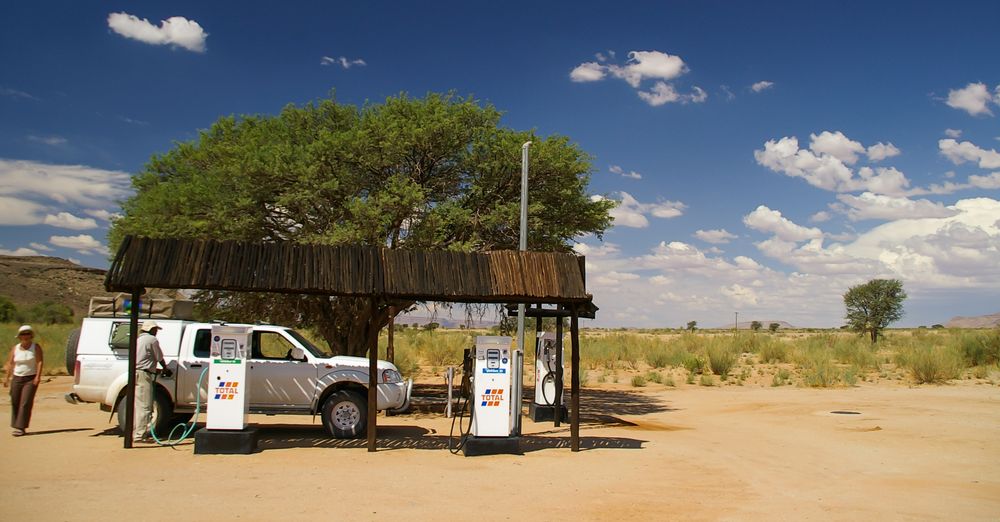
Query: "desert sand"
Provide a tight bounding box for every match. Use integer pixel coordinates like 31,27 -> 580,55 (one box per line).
1,377 -> 997,521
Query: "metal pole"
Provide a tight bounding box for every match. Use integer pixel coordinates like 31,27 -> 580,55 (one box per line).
570,307 -> 580,452
515,141 -> 531,436
445,366 -> 454,418
554,309 -> 563,427
735,311 -> 738,334
123,288 -> 141,449
367,299 -> 379,452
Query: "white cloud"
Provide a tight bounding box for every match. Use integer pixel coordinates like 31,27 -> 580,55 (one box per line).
944,128 -> 962,138
743,205 -> 823,241
49,234 -> 110,256
721,85 -> 735,101
593,271 -> 641,286
27,135 -> 67,146
320,56 -> 366,68
836,192 -> 959,221
810,211 -> 832,223
755,133 -> 913,195
866,142 -> 901,162
0,87 -> 37,100
29,242 -> 53,252
570,62 -> 605,82
750,81 -> 774,93
720,283 -> 759,306
968,173 -> 1000,189
84,209 -> 120,222
693,228 -> 737,244
43,212 -> 98,230
599,192 -> 686,228
573,242 -> 620,257
0,196 -> 47,225
945,82 -> 997,116
570,50 -> 704,107
0,247 -> 40,256
609,165 -> 642,179
0,159 -> 132,209
107,12 -> 207,53
939,139 -> 1000,169
809,131 -> 866,165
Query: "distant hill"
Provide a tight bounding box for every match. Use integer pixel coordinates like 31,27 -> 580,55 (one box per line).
0,255 -> 111,319
945,312 -> 1000,328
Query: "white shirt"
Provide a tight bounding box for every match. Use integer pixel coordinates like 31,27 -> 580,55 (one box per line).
12,343 -> 38,377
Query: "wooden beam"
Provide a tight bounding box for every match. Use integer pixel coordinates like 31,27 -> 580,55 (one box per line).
367,298 -> 379,452
123,288 -> 141,449
570,307 -> 580,452
554,308 -> 563,428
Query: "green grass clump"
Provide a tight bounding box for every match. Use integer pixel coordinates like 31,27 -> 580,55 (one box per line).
630,375 -> 647,387
663,374 -> 676,387
681,354 -> 704,374
699,374 -> 714,386
758,338 -> 790,363
706,341 -> 738,379
896,344 -> 962,384
951,330 -> 1000,367
771,368 -> 792,387
646,371 -> 663,384
801,353 -> 839,387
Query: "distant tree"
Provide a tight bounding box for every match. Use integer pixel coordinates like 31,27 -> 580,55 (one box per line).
0,296 -> 17,322
931,324 -> 945,329
844,279 -> 907,343
424,322 -> 440,331
750,320 -> 762,332
768,322 -> 780,333
686,321 -> 697,332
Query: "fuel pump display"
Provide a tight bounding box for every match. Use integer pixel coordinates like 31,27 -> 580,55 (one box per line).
450,336 -> 522,456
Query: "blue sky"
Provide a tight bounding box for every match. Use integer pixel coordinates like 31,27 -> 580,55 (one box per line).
1,1 -> 998,328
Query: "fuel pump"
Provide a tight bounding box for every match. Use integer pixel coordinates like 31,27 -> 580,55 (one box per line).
449,336 -> 521,456
194,325 -> 258,454
530,332 -> 567,422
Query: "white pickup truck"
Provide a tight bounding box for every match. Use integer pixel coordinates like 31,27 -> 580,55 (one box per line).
67,317 -> 411,438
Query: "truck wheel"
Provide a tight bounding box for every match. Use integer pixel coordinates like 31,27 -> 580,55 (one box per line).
116,389 -> 175,437
321,390 -> 367,439
65,328 -> 81,375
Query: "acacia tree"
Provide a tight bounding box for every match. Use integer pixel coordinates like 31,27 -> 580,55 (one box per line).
750,320 -> 762,332
843,279 -> 907,343
111,93 -> 614,356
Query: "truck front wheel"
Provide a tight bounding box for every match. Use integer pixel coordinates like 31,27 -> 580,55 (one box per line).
321,390 -> 367,439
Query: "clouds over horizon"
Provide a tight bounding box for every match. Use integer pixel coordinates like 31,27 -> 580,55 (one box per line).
570,50 -> 707,107
107,12 -> 207,52
946,82 -> 1000,117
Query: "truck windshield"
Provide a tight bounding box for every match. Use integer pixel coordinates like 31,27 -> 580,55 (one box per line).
285,329 -> 333,358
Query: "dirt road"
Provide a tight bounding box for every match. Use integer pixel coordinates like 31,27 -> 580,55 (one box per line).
1,378 -> 997,521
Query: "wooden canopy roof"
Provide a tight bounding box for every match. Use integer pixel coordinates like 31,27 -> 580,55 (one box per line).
105,236 -> 592,306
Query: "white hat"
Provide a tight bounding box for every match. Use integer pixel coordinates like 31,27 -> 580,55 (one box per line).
16,325 -> 33,337
140,320 -> 161,332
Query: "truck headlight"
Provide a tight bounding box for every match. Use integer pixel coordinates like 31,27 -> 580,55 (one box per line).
381,369 -> 402,383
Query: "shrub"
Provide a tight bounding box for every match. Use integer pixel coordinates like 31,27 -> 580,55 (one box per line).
646,371 -> 663,384
897,345 -> 962,384
952,330 -> 1000,367
0,296 -> 17,322
707,343 -> 738,379
758,339 -> 790,363
24,301 -> 74,325
630,375 -> 647,387
802,354 -> 839,387
832,336 -> 876,370
699,374 -> 714,386
771,368 -> 791,387
681,354 -> 704,374
663,374 -> 676,387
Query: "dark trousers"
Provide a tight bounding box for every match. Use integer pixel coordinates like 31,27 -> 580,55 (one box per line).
10,375 -> 37,430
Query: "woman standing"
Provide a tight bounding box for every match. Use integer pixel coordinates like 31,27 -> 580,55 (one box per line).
4,325 -> 43,436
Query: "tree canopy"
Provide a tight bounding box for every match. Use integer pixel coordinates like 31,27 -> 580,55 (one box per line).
843,279 -> 907,343
111,92 -> 614,355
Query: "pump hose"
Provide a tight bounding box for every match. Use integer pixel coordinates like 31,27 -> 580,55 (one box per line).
540,371 -> 555,406
150,366 -> 210,447
447,369 -> 474,455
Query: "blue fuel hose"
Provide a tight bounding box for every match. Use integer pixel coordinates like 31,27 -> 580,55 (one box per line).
151,366 -> 209,446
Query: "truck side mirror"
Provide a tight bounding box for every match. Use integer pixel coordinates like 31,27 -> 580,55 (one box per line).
290,347 -> 306,361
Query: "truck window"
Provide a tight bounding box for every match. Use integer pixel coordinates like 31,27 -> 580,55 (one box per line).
193,329 -> 211,358
253,331 -> 298,360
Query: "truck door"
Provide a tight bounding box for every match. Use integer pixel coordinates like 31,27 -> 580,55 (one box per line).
248,330 -> 319,410
176,328 -> 212,407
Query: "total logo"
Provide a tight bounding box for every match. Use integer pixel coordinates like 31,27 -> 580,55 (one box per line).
480,388 -> 504,407
214,381 -> 240,400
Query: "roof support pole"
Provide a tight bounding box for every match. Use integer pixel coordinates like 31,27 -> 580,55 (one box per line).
570,306 -> 580,452
554,307 -> 563,428
123,287 -> 141,449
367,298 -> 379,452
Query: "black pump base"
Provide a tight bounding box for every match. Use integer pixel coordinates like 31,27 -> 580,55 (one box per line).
529,403 -> 568,422
461,435 -> 521,456
194,427 -> 258,454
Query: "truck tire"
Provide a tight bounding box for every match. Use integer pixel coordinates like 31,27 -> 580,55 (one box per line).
116,388 -> 175,437
65,328 -> 81,375
321,389 -> 367,439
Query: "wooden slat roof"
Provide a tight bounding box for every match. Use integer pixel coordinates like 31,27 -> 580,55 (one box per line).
105,236 -> 593,305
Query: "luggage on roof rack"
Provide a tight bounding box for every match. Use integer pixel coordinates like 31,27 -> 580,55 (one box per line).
88,293 -> 195,320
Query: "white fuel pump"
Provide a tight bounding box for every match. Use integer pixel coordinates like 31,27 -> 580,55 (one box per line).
452,335 -> 521,456
206,325 -> 252,430
530,331 -> 567,422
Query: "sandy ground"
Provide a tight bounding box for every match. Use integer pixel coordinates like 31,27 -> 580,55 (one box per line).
1,377 -> 998,521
